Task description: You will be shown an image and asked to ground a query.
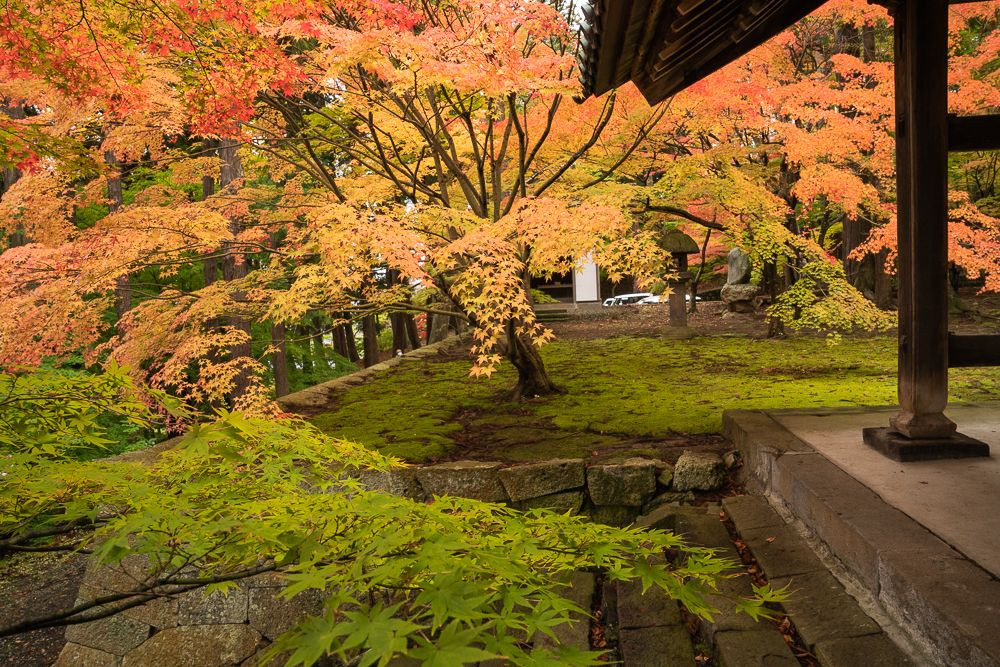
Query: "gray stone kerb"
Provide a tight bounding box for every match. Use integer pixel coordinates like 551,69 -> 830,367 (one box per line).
358,454 -> 724,521
722,408 -> 1000,667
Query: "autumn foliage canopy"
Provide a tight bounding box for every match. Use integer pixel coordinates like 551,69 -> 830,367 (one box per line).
0,0 -> 998,411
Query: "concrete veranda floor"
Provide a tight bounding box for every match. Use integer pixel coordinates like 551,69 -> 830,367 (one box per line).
772,403 -> 1000,579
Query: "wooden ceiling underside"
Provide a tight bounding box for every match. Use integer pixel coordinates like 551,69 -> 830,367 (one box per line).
578,0 -> 827,103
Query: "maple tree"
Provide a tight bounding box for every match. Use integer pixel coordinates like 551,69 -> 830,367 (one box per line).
0,0 -> 667,409
1,0 -> 998,411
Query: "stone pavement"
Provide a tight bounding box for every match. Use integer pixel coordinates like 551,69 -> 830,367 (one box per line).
725,406 -> 1000,667
606,498 -> 914,666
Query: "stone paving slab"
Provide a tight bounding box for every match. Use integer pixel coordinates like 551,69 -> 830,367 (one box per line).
720,495 -> 783,532
668,507 -> 763,640
52,643 -> 120,667
814,634 -> 915,667
619,625 -> 694,666
616,578 -> 682,629
769,570 -> 881,648
714,630 -> 799,667
534,571 -> 595,653
723,496 -> 912,664
738,523 -> 826,579
722,495 -> 929,665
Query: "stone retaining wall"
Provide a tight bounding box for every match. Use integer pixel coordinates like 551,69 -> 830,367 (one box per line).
360,451 -> 726,524
56,566 -> 320,667
55,452 -> 729,666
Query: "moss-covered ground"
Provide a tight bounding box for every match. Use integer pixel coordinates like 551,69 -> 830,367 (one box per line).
309,335 -> 1000,463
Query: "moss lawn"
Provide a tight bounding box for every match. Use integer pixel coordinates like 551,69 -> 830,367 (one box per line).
308,335 -> 1000,463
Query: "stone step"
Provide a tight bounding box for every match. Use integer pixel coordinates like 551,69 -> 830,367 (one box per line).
722,495 -> 915,666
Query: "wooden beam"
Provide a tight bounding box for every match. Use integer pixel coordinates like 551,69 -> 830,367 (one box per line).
948,333 -> 1000,368
947,114 -> 1000,152
889,0 -> 956,439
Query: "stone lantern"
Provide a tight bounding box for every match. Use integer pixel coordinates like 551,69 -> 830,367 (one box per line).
659,228 -> 699,328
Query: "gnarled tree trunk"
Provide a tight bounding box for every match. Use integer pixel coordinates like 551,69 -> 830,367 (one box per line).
505,321 -> 559,401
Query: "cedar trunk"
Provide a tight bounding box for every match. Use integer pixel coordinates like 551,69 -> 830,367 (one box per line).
404,314 -> 421,350
390,313 -> 409,354
362,315 -> 379,367
342,321 -> 360,363
270,322 -> 290,398
218,138 -> 253,401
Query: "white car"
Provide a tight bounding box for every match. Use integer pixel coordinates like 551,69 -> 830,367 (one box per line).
638,294 -> 702,304
603,293 -> 654,307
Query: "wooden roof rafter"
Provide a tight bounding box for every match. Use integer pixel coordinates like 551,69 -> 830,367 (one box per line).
578,0 -> 827,104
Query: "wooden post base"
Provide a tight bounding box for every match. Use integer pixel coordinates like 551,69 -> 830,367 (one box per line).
863,427 -> 990,462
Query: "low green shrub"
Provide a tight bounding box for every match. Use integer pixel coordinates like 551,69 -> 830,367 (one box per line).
0,370 -> 781,666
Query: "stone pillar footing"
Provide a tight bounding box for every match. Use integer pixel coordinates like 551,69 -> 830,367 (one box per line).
862,427 -> 989,462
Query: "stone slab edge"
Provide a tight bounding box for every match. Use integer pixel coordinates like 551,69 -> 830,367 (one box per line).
721,409 -> 1000,667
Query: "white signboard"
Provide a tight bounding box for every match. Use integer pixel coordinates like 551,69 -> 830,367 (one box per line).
574,257 -> 600,303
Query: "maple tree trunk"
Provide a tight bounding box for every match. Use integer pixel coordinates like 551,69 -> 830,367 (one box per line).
427,311 -> 453,343
506,321 -> 559,401
763,261 -> 785,338
689,229 -> 712,313
270,322 -> 290,398
362,314 -> 379,367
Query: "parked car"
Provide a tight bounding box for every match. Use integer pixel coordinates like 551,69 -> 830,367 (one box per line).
638,294 -> 703,304
603,292 -> 654,307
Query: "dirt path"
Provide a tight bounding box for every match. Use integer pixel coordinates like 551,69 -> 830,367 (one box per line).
546,302 -> 769,341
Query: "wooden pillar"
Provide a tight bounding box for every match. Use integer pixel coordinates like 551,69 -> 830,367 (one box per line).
890,0 -> 953,439
863,0 -> 988,460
